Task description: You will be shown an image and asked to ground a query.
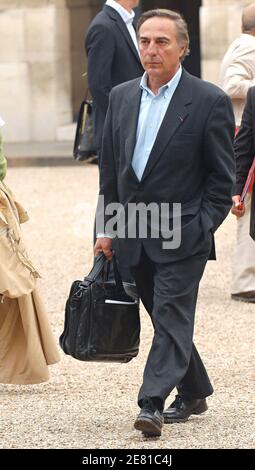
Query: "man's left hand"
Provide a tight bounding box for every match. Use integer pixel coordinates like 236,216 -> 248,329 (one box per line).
231,195 -> 245,218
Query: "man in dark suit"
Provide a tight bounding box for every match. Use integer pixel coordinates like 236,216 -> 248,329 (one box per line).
232,86 -> 255,241
86,1 -> 143,287
85,0 -> 144,155
94,9 -> 235,437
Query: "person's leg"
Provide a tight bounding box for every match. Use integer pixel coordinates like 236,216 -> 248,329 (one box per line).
176,342 -> 213,399
135,245 -> 212,408
162,342 -> 213,424
232,194 -> 255,298
132,250 -> 164,436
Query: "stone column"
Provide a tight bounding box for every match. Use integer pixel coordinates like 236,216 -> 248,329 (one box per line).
0,0 -> 72,142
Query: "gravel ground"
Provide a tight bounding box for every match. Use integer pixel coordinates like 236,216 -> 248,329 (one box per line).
0,166 -> 254,449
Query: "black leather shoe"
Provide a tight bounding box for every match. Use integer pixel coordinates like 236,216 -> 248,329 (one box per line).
134,400 -> 163,437
163,395 -> 208,423
231,291 -> 255,303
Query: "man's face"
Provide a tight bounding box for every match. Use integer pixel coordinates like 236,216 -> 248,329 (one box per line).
138,17 -> 185,82
121,0 -> 140,9
130,0 -> 140,8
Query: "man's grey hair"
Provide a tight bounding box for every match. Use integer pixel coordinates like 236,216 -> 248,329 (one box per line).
137,9 -> 190,61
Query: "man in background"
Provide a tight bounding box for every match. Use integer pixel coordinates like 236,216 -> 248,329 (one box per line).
85,1 -> 144,287
231,87 -> 255,245
85,0 -> 144,158
219,2 -> 255,302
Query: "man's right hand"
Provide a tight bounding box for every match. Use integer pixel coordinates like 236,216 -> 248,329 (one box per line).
231,195 -> 245,218
94,237 -> 113,260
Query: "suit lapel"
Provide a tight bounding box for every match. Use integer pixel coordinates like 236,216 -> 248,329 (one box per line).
123,82 -> 142,181
104,5 -> 140,61
141,70 -> 192,183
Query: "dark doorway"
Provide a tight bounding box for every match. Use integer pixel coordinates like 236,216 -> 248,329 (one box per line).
140,0 -> 201,77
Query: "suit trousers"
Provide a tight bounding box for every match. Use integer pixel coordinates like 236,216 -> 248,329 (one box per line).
131,240 -> 214,408
232,194 -> 255,294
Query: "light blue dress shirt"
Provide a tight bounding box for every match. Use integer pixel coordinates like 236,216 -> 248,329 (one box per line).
131,66 -> 182,181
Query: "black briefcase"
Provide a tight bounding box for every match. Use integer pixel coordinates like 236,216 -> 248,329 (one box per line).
59,254 -> 140,363
73,98 -> 96,161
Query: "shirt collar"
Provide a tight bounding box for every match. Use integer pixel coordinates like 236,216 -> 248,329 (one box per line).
106,0 -> 135,24
241,32 -> 255,42
140,66 -> 182,98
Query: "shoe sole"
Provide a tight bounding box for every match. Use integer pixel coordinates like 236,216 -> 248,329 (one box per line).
134,417 -> 162,437
163,401 -> 208,424
231,296 -> 255,303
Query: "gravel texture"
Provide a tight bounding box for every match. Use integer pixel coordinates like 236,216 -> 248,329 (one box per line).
0,166 -> 254,449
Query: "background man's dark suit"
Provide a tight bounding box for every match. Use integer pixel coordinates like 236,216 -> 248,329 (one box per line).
86,3 -> 143,286
85,4 -> 144,152
98,68 -> 235,405
233,86 -> 255,241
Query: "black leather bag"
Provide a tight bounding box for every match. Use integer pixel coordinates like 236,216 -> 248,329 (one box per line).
59,254 -> 140,363
73,98 -> 96,161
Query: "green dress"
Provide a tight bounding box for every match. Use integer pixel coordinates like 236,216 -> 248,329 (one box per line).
0,134 -> 7,181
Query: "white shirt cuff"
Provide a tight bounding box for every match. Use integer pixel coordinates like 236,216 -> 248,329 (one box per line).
96,233 -> 114,239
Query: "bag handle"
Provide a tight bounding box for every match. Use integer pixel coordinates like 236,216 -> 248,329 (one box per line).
84,253 -> 125,291
104,256 -> 125,291
112,256 -> 125,292
84,252 -> 106,284
82,72 -> 92,102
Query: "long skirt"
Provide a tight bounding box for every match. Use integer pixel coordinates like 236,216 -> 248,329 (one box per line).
0,288 -> 60,384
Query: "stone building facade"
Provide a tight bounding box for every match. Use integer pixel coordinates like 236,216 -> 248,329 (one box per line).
0,0 -> 100,142
0,0 -> 253,142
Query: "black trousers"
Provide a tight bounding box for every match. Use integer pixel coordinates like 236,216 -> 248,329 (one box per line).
131,240 -> 214,409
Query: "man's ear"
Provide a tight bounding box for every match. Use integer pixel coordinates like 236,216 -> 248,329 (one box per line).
179,45 -> 186,61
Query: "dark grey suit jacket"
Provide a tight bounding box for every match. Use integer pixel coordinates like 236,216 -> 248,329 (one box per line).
85,5 -> 144,150
233,86 -> 255,241
98,69 -> 235,266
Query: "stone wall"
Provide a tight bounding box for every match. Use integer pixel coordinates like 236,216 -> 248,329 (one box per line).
0,0 -> 72,142
1,0 -> 254,142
